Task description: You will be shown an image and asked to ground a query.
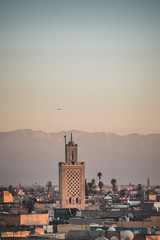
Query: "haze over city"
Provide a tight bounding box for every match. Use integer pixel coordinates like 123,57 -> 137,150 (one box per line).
0,0 -> 160,135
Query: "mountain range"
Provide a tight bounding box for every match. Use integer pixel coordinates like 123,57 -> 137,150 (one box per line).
0,129 -> 160,186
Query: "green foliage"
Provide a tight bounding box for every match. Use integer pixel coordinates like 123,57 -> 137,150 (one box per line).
99,181 -> 103,191
111,178 -> 117,193
97,172 -> 102,181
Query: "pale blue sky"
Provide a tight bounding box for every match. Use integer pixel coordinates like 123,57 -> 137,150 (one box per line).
0,0 -> 160,134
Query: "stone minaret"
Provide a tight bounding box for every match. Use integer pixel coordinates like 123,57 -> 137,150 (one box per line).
59,133 -> 85,209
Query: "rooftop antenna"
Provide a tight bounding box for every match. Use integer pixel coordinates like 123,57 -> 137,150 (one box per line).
71,132 -> 72,141
64,134 -> 66,144
64,134 -> 67,162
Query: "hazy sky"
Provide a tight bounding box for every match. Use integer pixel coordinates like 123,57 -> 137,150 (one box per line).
1,0 -> 160,135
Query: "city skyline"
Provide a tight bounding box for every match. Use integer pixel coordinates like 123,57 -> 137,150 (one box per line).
0,0 -> 160,135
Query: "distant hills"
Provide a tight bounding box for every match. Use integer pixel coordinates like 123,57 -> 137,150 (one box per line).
0,129 -> 160,186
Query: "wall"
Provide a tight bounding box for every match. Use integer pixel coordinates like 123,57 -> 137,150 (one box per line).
0,227 -> 44,237
66,230 -> 105,240
20,213 -> 49,226
116,216 -> 160,230
0,213 -> 20,226
10,207 -> 28,214
105,231 -> 122,239
105,231 -> 160,240
3,191 -> 13,203
146,236 -> 160,240
57,224 -> 90,233
149,195 -> 157,201
35,227 -> 45,235
59,162 -> 85,209
1,231 -> 30,237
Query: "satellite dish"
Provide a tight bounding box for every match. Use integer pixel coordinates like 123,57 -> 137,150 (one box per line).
108,227 -> 116,231
110,237 -> 118,240
31,211 -> 36,214
125,216 -> 129,222
122,230 -> 134,240
152,206 -> 158,212
150,226 -> 156,234
128,213 -> 134,219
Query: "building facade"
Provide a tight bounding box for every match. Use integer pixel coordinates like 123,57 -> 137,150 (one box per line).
0,191 -> 13,203
59,133 -> 85,209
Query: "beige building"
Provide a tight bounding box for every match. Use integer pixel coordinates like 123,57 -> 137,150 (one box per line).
20,213 -> 49,225
59,133 -> 85,209
0,191 -> 13,203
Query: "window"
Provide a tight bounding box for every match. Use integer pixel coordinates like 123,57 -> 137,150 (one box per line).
72,151 -> 74,160
76,198 -> 78,204
69,197 -> 71,204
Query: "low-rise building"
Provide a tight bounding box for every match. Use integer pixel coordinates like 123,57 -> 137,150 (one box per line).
0,191 -> 13,203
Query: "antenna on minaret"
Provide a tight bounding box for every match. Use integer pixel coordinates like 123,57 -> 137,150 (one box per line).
64,134 -> 67,162
71,132 -> 72,141
64,134 -> 66,145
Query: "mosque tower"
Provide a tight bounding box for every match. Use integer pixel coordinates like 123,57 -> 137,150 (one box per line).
59,133 -> 85,209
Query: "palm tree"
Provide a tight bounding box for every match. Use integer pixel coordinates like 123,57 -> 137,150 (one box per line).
111,178 -> 117,193
91,179 -> 96,189
99,181 -> 104,194
87,179 -> 97,195
97,172 -> 102,182
87,182 -> 93,192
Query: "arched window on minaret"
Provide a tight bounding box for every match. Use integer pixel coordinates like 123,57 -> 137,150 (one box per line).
72,151 -> 74,160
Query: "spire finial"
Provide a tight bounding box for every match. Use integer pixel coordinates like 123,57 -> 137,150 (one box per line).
64,134 -> 66,144
71,132 -> 72,141
64,134 -> 67,162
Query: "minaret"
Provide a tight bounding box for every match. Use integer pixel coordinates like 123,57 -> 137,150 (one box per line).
59,133 -> 85,209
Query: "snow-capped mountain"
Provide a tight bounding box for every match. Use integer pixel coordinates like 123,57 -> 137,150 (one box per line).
0,129 -> 159,186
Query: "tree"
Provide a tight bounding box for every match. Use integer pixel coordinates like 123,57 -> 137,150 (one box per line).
8,185 -> 16,196
87,179 -> 97,195
97,172 -> 102,182
87,182 -> 93,192
46,181 -> 52,193
99,181 -> 104,194
91,179 -> 96,189
97,172 -> 103,194
111,178 -> 117,193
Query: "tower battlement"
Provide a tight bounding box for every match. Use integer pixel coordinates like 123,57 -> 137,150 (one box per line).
59,162 -> 85,166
